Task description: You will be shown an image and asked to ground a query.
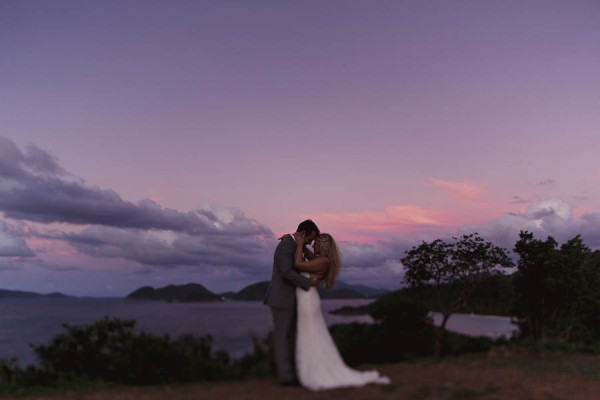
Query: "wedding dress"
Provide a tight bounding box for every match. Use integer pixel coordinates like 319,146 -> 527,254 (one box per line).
295,273 -> 390,391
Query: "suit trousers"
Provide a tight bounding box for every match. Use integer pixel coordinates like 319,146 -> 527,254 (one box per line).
270,306 -> 297,383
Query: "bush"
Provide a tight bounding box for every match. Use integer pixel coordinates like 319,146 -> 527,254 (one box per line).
440,332 -> 495,356
0,316 -> 278,393
1,317 -> 240,389
330,293 -> 437,365
509,337 -> 600,355
237,332 -> 275,377
34,317 -> 239,385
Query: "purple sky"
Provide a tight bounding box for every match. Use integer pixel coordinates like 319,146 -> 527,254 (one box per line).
1,0 -> 600,296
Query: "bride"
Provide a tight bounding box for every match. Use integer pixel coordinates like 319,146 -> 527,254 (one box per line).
291,231 -> 390,391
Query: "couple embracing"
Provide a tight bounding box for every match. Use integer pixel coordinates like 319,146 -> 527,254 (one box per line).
263,219 -> 390,391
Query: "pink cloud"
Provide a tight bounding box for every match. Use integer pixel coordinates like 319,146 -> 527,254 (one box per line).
430,178 -> 485,199
573,207 -> 587,219
311,205 -> 454,242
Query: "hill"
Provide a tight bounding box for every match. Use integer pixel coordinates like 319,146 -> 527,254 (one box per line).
126,283 -> 222,302
233,281 -> 270,300
0,289 -> 74,299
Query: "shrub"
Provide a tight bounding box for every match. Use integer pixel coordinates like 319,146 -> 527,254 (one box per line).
237,331 -> 275,377
27,317 -> 236,386
330,294 -> 436,365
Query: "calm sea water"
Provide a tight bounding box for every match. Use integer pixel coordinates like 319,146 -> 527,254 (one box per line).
0,298 -> 516,367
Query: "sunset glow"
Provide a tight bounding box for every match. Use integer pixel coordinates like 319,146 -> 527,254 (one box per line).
1,0 -> 600,295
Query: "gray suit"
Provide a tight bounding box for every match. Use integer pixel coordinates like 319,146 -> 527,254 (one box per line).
263,235 -> 311,383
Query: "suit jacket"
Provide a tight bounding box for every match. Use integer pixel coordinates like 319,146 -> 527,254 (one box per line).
263,235 -> 312,309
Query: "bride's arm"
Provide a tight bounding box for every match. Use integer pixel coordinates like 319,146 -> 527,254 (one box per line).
294,235 -> 328,273
302,245 -> 317,260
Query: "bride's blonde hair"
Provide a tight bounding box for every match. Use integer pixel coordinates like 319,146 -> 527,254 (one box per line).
316,233 -> 340,290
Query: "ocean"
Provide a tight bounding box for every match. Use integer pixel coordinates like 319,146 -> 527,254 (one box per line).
0,298 -> 516,367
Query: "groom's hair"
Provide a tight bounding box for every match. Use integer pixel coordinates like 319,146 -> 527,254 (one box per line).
297,219 -> 320,236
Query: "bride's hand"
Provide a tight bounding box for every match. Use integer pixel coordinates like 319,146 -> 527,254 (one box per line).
310,274 -> 321,287
278,234 -> 291,241
294,231 -> 306,245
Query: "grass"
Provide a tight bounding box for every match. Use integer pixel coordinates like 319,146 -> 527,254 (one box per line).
5,349 -> 600,400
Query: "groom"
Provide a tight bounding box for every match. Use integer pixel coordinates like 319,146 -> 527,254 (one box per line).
263,219 -> 320,386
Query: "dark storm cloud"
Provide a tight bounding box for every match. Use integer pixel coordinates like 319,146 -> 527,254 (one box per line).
1,136 -> 276,271
0,136 -> 272,236
39,224 -> 274,270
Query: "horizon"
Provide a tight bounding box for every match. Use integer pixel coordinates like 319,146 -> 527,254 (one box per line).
0,278 -> 387,298
2,1 -> 600,296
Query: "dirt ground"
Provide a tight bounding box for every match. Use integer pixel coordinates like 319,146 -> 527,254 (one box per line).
8,350 -> 600,400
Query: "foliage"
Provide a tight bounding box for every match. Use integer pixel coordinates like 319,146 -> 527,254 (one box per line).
512,231 -> 600,343
0,316 -> 275,393
401,233 -> 513,355
7,230 -> 600,393
237,331 -> 275,377
330,290 -> 496,365
440,332 -> 496,356
509,337 -> 600,355
330,295 -> 435,365
30,317 -> 235,385
330,274 -> 516,318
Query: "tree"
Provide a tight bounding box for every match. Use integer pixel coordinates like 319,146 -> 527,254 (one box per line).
511,231 -> 558,340
401,233 -> 513,356
512,231 -> 600,342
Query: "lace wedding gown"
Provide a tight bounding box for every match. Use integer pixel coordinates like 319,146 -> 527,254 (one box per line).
295,274 -> 390,391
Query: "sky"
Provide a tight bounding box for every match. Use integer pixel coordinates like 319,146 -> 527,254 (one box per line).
1,0 -> 600,296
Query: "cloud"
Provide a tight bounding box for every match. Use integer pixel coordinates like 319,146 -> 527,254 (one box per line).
336,198 -> 600,287
460,199 -> 600,250
314,205 -> 451,243
1,137 -> 277,273
0,137 -> 271,237
334,198 -> 600,288
0,137 -> 67,180
339,239 -> 411,269
6,137 -> 600,292
324,239 -> 416,289
38,263 -> 82,272
28,204 -> 276,273
430,178 -> 484,199
510,195 -> 530,205
0,220 -> 34,257
537,179 -> 555,187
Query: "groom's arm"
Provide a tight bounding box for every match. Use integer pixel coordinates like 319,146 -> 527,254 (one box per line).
275,241 -> 311,291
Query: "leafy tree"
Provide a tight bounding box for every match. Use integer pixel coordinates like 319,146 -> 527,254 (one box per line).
512,231 -> 558,340
401,233 -> 513,355
513,231 -> 600,342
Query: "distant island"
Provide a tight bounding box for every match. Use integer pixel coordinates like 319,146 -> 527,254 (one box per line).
126,283 -> 222,302
126,281 -> 387,302
1,281 -> 387,302
0,289 -> 74,299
